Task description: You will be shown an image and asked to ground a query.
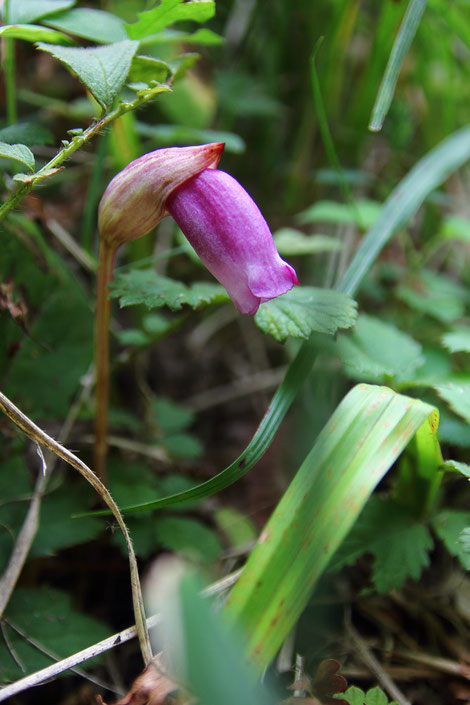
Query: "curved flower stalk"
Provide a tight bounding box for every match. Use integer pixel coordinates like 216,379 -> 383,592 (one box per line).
95,143 -> 297,479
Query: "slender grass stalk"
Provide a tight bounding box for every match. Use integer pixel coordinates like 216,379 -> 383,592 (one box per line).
3,0 -> 17,125
94,241 -> 117,482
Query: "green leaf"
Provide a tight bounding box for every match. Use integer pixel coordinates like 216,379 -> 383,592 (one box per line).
224,385 -> 437,669
0,23 -> 73,44
339,686 -> 398,705
36,39 -> 139,110
369,0 -> 427,131
435,380 -> 470,425
340,686 -> 367,705
254,287 -> 357,343
162,433 -> 203,459
0,122 -> 53,146
31,485 -> 102,557
397,270 -> 468,323
129,55 -> 172,84
215,507 -> 257,550
110,270 -> 229,310
459,528 -> 470,556
330,497 -> 433,594
432,510 -> 470,570
440,459 -> 470,477
43,8 -> 128,44
441,215 -> 470,243
141,27 -> 223,46
8,0 -> 75,24
298,199 -> 381,229
127,0 -> 216,40
154,397 -> 194,434
154,516 -> 222,564
273,229 -> 343,256
135,121 -> 245,154
0,586 -> 109,682
337,314 -> 423,383
0,141 -> 35,172
442,328 -> 470,353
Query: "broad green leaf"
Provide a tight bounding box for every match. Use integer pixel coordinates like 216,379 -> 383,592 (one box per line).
397,270 -> 468,323
8,0 -> 75,24
109,270 -> 229,310
162,433 -> 203,459
459,528 -> 470,555
436,380 -> 470,425
339,125 -> 470,297
273,229 -> 343,256
337,314 -> 423,382
438,411 -> 470,448
330,497 -> 433,593
0,586 -> 109,682
215,507 -> 257,549
0,141 -> 35,172
154,397 -> 194,434
0,122 -> 53,146
442,328 -> 470,353
129,55 -> 172,84
141,27 -> 223,46
440,459 -> 470,477
154,516 -> 222,564
44,8 -> 128,44
341,686 -> 398,705
30,485 -> 102,556
0,23 -> 72,44
369,0 -> 427,131
36,40 -> 139,110
298,199 -> 381,229
432,510 -> 470,570
135,121 -> 245,153
127,0 -> 215,40
254,287 -> 357,343
224,385 -> 437,669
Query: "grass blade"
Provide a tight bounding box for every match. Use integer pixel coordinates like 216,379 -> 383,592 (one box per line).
369,0 -> 427,131
224,384 -> 437,670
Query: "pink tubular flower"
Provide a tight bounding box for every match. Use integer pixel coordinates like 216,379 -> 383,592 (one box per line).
98,143 -> 298,314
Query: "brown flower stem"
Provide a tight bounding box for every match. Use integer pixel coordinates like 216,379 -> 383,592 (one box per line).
94,240 -> 118,482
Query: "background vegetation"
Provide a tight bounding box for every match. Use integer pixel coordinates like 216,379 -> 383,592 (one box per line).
0,1 -> 470,704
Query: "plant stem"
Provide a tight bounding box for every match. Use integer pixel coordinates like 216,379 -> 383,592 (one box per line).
3,0 -> 17,125
94,241 -> 117,483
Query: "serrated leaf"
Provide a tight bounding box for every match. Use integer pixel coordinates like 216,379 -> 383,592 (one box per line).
297,199 -> 381,229
442,328 -> 470,353
154,516 -> 222,563
397,269 -> 468,323
440,459 -> 470,477
0,586 -> 109,682
0,141 -> 35,172
254,287 -> 357,343
43,7 -> 127,44
435,380 -> 470,424
142,27 -> 223,46
337,314 -> 424,383
0,23 -> 73,44
0,122 -> 53,146
432,510 -> 470,570
36,40 -> 139,109
110,270 -> 229,311
330,497 -> 433,594
127,0 -> 215,40
8,0 -> 75,24
273,229 -> 343,256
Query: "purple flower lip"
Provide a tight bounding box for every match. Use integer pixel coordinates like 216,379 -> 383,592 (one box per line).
98,143 -> 298,315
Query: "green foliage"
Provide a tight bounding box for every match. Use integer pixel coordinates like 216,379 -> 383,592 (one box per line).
273,229 -> 343,256
254,287 -> 357,342
154,516 -> 222,564
0,23 -> 73,44
36,40 -> 139,110
0,586 -> 109,682
127,0 -> 216,40
331,497 -> 434,593
43,8 -> 128,44
0,122 -> 53,145
442,328 -> 470,353
397,270 -> 468,323
340,685 -> 398,705
436,380 -> 470,424
0,141 -> 35,172
298,199 -> 380,229
432,510 -> 470,570
7,0 -> 75,24
110,269 -> 229,310
336,314 -> 424,383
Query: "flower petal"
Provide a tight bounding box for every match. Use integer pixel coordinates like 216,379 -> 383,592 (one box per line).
98,142 -> 224,249
166,169 -> 298,315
